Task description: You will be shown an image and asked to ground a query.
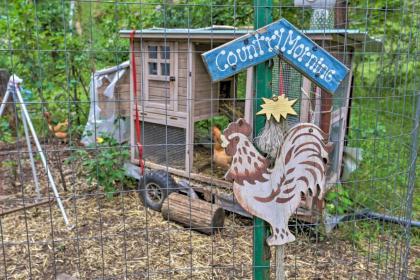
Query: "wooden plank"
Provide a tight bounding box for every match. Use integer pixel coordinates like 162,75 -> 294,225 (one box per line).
173,41 -> 179,112
186,42 -> 194,173
134,107 -> 187,118
335,0 -> 349,29
148,80 -> 170,89
178,68 -> 187,78
134,160 -> 234,189
133,114 -> 187,129
244,67 -> 254,127
178,77 -> 187,88
300,77 -> 312,122
178,54 -> 188,69
178,87 -> 188,97
320,90 -> 332,134
202,18 -> 349,94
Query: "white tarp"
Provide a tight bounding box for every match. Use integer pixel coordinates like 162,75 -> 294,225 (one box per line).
82,61 -> 130,145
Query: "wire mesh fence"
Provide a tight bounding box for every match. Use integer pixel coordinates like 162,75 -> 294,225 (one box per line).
0,1 -> 418,279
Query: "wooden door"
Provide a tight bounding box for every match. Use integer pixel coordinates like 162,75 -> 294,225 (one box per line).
143,42 -> 177,111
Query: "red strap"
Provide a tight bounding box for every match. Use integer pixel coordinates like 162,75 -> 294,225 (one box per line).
130,30 -> 144,175
279,60 -> 284,96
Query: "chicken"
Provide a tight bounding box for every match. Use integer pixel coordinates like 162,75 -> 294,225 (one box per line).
212,126 -> 232,169
43,112 -> 68,140
221,118 -> 328,245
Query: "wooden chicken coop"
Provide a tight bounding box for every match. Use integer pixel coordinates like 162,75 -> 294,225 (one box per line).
120,28 -> 255,178
118,23 -> 381,219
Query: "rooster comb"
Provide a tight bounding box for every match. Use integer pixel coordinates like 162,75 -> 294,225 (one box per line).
223,118 -> 252,137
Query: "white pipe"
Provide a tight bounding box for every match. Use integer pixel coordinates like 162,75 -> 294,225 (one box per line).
20,107 -> 41,200
94,61 -> 129,77
10,76 -> 71,227
0,88 -> 11,117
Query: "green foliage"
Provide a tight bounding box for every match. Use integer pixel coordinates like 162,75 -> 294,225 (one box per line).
325,184 -> 353,215
195,115 -> 230,139
349,1 -> 419,93
67,135 -> 129,198
0,118 -> 13,143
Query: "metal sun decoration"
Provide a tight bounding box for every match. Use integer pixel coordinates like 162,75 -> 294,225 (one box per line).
257,95 -> 298,122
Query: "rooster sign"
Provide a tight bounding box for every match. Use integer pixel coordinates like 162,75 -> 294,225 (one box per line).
221,119 -> 329,245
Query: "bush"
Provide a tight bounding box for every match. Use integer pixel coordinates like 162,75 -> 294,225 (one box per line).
67,135 -> 129,197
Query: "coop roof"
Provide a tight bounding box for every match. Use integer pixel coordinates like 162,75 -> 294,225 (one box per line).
120,27 -> 382,52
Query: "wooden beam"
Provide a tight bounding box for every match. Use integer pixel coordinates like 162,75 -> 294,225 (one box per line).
320,90 -> 333,135
244,67 -> 254,128
185,42 -> 195,173
335,0 -> 349,29
135,160 -> 233,190
300,78 -> 312,123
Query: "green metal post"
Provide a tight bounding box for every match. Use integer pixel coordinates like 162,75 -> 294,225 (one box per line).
253,0 -> 272,279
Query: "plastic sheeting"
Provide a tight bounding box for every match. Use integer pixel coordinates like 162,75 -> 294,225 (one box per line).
82,61 -> 130,145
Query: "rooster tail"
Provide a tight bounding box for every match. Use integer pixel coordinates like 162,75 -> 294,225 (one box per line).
267,226 -> 296,246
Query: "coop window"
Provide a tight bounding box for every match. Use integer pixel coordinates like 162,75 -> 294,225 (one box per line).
161,63 -> 170,76
148,46 -> 158,59
148,62 -> 158,75
146,43 -> 172,79
160,46 -> 170,59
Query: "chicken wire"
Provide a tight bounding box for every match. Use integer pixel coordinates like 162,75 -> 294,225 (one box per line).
0,1 -> 419,280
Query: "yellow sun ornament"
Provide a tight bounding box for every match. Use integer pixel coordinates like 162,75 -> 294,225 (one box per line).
257,95 -> 298,122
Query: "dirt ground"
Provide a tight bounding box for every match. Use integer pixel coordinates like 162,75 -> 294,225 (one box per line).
0,144 -> 418,279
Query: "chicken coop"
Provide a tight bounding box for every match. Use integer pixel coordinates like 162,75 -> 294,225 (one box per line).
118,25 -> 381,216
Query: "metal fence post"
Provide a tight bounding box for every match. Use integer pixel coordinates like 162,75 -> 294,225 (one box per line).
253,0 -> 272,279
401,92 -> 420,277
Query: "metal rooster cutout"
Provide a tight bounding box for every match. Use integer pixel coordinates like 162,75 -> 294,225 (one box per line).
221,118 -> 329,245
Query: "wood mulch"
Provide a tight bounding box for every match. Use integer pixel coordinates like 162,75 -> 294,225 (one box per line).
0,141 -> 418,279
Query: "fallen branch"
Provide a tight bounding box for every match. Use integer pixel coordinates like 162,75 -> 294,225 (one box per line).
0,198 -> 53,217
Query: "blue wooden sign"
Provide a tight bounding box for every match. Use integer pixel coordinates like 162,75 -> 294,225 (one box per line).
202,19 -> 349,94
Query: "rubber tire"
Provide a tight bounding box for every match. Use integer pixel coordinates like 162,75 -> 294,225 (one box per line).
138,170 -> 178,211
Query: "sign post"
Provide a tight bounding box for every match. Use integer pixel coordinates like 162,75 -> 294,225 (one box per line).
253,1 -> 272,279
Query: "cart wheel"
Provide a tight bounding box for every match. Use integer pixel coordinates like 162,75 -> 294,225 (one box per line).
138,170 -> 178,211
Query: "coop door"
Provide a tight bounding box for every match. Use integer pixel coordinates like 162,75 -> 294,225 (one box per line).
144,42 -> 177,111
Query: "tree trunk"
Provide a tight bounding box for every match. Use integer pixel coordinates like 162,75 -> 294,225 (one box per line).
0,69 -> 9,96
161,193 -> 225,235
0,69 -> 15,131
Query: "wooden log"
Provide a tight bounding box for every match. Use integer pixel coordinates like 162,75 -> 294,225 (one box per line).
161,193 -> 225,235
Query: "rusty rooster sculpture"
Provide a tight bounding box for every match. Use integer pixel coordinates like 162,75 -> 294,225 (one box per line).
221,118 -> 329,245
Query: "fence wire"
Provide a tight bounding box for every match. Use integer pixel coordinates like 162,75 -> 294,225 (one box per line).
0,1 -> 419,279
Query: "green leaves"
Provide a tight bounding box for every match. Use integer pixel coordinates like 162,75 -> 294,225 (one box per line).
0,117 -> 13,143
66,134 -> 130,198
326,184 -> 354,215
